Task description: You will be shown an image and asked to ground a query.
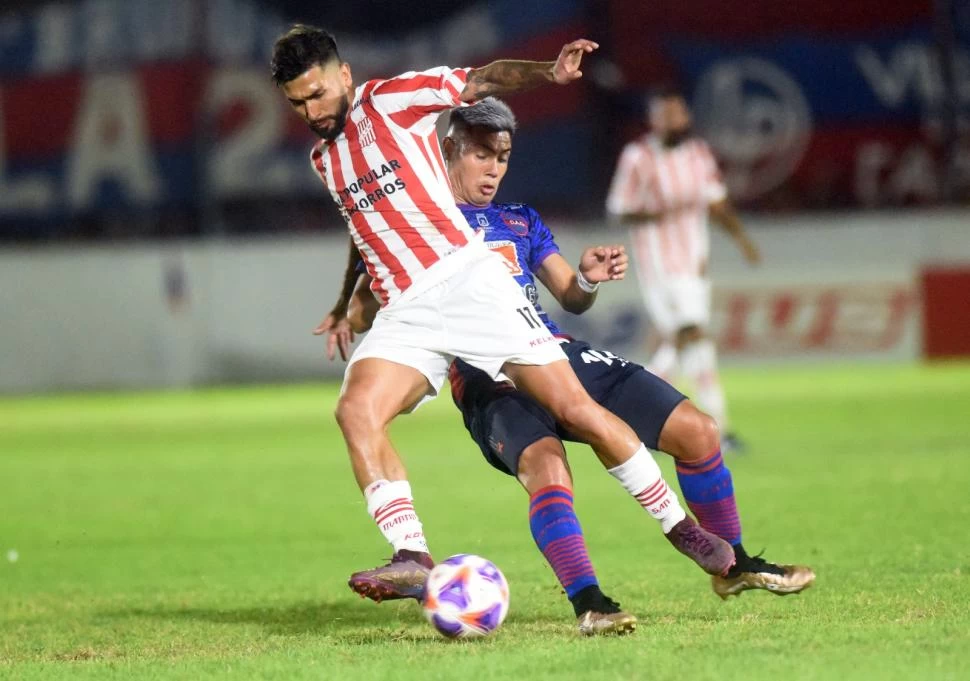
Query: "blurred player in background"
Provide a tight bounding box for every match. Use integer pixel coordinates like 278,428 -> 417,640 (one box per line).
272,26 -> 723,607
337,99 -> 814,631
606,87 -> 761,452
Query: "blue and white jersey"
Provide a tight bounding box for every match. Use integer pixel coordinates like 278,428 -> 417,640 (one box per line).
458,202 -> 564,336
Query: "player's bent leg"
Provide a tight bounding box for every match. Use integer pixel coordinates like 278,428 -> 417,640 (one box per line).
338,358 -> 438,602
660,403 -> 743,548
507,360 -> 732,575
567,354 -> 734,577
657,400 -> 721,464
516,437 -> 572,494
517,439 -> 636,636
503,359 -> 641,469
507,361 -> 679,524
335,358 -> 432,490
658,401 -> 815,597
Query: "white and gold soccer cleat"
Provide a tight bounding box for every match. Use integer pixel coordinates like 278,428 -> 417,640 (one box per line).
577,609 -> 638,636
712,555 -> 815,599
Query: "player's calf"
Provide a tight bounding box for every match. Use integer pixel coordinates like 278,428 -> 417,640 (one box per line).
527,480 -> 605,616
659,403 -> 745,555
518,441 -> 638,634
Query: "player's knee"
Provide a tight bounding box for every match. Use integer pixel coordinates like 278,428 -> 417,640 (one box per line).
334,391 -> 381,439
684,407 -> 720,460
661,401 -> 720,462
555,397 -> 604,442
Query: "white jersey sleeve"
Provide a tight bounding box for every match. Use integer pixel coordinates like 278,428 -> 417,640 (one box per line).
606,143 -> 647,216
370,67 -> 473,117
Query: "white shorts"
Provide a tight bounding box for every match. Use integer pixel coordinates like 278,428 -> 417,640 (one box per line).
640,275 -> 712,337
346,246 -> 565,410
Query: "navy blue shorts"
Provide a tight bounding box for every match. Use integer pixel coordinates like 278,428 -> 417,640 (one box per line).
452,340 -> 687,477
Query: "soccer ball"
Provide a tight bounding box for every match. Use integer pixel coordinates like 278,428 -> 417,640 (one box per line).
421,554 -> 510,639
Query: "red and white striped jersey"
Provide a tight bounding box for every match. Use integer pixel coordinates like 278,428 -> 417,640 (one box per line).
606,134 -> 727,281
310,66 -> 477,307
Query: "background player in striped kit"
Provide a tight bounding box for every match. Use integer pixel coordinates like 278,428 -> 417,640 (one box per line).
606,87 -> 761,452
337,99 -> 814,632
272,26 -> 727,604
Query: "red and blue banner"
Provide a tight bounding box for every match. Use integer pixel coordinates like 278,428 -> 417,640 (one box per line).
608,0 -> 969,208
0,0 -> 592,235
0,0 -> 966,236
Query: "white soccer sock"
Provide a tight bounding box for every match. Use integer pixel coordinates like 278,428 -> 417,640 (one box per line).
680,339 -> 729,431
607,445 -> 687,533
364,479 -> 429,554
647,341 -> 680,384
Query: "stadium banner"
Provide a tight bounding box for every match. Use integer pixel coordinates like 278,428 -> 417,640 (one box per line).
0,0 -> 588,234
607,0 -> 970,209
549,235 -> 922,366
665,29 -> 970,208
2,0 -> 968,237
5,210 -> 969,393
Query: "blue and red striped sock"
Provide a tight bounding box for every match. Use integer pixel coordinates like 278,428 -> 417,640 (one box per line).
675,450 -> 742,545
528,485 -> 598,599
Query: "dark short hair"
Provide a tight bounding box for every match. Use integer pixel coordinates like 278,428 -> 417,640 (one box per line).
449,97 -> 518,137
270,24 -> 340,86
647,83 -> 687,106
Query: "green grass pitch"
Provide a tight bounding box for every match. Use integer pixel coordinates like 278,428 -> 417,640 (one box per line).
2,363 -> 969,680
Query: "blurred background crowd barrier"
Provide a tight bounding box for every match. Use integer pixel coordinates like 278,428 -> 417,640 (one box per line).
1,0 -> 968,392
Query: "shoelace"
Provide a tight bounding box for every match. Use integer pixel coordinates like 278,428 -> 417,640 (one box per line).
391,552 -> 435,569
739,549 -> 786,576
598,595 -> 623,615
359,555 -> 410,570
749,550 -> 769,568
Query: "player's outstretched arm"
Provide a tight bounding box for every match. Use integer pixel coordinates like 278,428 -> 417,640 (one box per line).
461,39 -> 598,101
536,246 -> 627,315
709,199 -> 761,265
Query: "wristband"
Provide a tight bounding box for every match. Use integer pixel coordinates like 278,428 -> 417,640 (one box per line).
576,270 -> 600,294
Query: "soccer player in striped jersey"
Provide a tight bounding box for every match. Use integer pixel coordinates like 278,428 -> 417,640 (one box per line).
338,99 -> 814,633
272,26 -> 731,607
606,87 -> 761,452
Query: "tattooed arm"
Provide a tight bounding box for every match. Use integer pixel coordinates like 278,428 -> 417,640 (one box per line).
461,39 -> 599,101
311,238 -> 363,361
327,237 -> 363,319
